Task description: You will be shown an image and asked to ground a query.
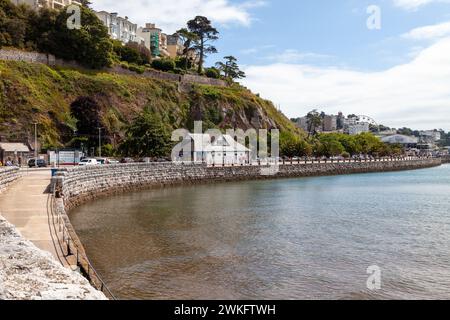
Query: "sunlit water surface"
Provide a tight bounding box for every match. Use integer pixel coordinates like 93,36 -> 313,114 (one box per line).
70,165 -> 450,299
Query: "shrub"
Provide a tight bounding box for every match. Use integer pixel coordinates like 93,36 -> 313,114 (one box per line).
205,67 -> 220,79
151,58 -> 176,72
128,63 -> 145,74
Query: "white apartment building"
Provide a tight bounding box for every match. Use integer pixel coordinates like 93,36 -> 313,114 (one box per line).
12,0 -> 82,10
95,11 -> 141,44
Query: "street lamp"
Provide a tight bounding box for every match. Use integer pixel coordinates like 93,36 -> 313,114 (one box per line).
33,122 -> 38,160
97,127 -> 103,157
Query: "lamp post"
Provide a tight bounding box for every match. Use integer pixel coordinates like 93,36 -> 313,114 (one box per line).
97,127 -> 103,158
33,122 -> 38,160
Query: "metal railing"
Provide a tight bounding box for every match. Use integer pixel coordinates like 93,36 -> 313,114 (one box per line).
205,156 -> 434,168
48,192 -> 116,300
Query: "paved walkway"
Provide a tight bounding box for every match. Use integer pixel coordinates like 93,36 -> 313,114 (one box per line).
0,169 -> 60,261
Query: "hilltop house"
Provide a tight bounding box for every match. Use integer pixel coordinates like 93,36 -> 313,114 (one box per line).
174,134 -> 251,166
12,0 -> 82,10
95,11 -> 142,44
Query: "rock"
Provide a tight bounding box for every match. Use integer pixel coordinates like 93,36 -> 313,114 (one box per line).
0,216 -> 107,300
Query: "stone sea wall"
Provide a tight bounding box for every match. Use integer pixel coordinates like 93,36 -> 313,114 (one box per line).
0,167 -> 20,194
50,158 -> 440,296
54,158 -> 441,209
442,156 -> 450,164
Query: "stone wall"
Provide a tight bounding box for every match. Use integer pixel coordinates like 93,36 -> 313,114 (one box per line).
1,48 -> 227,87
0,167 -> 20,194
54,158 -> 441,209
442,156 -> 450,164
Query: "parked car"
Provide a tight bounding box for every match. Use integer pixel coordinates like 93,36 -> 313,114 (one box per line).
78,158 -> 98,166
28,159 -> 47,168
107,159 -> 120,164
95,158 -> 107,165
120,158 -> 135,163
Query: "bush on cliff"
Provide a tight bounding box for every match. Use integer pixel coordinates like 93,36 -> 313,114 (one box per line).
119,108 -> 172,158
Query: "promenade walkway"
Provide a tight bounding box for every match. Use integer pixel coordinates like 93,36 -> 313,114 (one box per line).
0,169 -> 61,262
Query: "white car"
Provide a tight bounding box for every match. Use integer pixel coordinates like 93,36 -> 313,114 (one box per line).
78,158 -> 99,166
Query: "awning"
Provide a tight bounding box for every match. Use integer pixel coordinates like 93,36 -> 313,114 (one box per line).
0,143 -> 30,153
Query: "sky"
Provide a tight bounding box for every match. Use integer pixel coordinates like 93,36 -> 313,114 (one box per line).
91,0 -> 450,130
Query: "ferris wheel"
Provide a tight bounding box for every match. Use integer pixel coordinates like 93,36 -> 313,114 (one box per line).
357,115 -> 378,126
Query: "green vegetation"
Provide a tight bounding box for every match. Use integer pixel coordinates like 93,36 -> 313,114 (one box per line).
119,107 -> 171,157
186,16 -> 219,74
0,60 -> 299,156
0,1 -> 113,68
215,56 -> 246,81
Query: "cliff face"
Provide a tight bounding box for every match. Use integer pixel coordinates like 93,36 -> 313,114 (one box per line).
0,60 -> 299,148
0,216 -> 106,300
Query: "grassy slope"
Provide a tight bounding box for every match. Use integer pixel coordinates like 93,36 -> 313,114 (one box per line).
0,60 -> 300,147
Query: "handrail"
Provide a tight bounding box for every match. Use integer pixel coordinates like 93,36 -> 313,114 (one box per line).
49,192 -> 116,300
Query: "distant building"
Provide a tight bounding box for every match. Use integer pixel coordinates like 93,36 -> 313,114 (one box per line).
137,23 -> 170,57
12,0 -> 82,10
348,122 -> 370,135
166,34 -> 184,58
322,115 -> 337,132
95,11 -> 141,44
420,130 -> 441,142
174,134 -> 251,166
295,117 -> 309,131
381,135 -> 418,148
0,142 -> 31,166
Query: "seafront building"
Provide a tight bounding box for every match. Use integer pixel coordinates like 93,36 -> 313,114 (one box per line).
11,0 -> 81,10
295,113 -> 371,135
174,134 -> 251,165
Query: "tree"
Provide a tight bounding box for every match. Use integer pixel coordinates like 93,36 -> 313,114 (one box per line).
42,6 -> 113,69
175,28 -> 198,71
119,108 -> 171,157
215,55 -> 245,81
306,110 -> 322,138
187,16 -> 219,74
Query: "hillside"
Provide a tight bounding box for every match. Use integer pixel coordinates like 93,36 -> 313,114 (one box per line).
0,60 -> 299,149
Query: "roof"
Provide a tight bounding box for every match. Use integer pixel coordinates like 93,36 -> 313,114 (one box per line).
184,134 -> 250,152
0,143 -> 30,152
381,135 -> 419,144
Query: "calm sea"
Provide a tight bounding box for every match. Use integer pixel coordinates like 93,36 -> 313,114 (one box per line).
70,164 -> 450,299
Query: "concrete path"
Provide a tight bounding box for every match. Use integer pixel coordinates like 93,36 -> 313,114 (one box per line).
0,169 -> 60,261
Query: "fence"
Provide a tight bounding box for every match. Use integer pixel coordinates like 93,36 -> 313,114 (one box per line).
48,191 -> 116,299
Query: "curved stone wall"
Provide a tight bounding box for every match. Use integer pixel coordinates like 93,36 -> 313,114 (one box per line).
54,158 -> 442,209
0,167 -> 20,194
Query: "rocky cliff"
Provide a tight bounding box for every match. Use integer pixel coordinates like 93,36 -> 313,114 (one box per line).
0,60 -> 300,148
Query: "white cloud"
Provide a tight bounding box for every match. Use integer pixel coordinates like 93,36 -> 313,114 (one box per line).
393,0 -> 450,10
403,21 -> 450,40
264,49 -> 334,64
91,0 -> 265,33
243,37 -> 450,130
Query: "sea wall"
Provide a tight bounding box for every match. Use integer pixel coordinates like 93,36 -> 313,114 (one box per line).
442,156 -> 450,164
0,167 -> 21,194
54,158 -> 441,209
50,158 -> 440,296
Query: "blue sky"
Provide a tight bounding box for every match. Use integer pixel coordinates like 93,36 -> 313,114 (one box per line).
93,0 -> 450,130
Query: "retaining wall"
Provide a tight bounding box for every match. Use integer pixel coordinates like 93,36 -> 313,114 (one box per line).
0,167 -> 21,194
0,48 -> 227,87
